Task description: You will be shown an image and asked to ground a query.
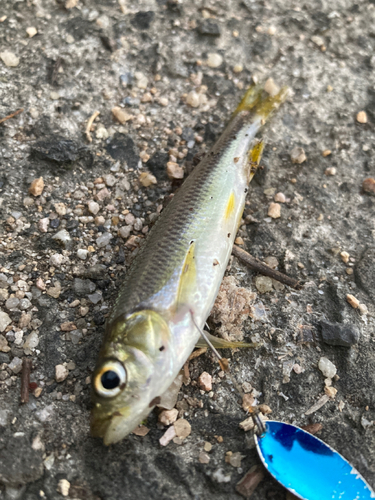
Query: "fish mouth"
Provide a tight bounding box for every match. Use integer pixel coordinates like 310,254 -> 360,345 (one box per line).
90,406 -> 135,445
90,411 -> 112,441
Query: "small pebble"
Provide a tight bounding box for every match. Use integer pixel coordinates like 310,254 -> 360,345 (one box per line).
167,162 -> 184,180
103,174 -> 116,187
77,249 -> 88,261
239,416 -> 254,432
346,294 -> 360,309
112,107 -> 133,124
325,167 -> 336,176
38,218 -> 50,233
96,126 -> 109,140
29,177 -> 44,196
0,51 -> 20,67
173,418 -> 191,439
268,202 -> 281,219
322,149 -> 332,157
159,425 -> 176,446
340,251 -> 350,264
290,147 -> 306,164
274,192 -> 286,203
242,393 -> 254,411
96,188 -> 110,201
53,229 -> 71,247
186,91 -> 200,108
242,381 -> 252,393
264,78 -> 280,97
95,216 -> 105,226
8,357 -> 23,374
258,404 -> 272,415
50,91 -> 60,100
198,372 -> 212,392
158,408 -> 179,426
204,442 -> 212,452
264,256 -> 278,269
233,64 -> 243,73
132,425 -> 150,437
324,386 -> 337,399
23,196 -> 34,207
358,303 -> 368,315
55,203 -> 66,216
55,364 -> 69,383
199,451 -> 210,464
362,178 -> 375,195
356,111 -> 367,124
229,452 -> 244,468
158,97 -> 168,107
254,275 -> 273,293
57,479 -> 70,497
234,236 -> 244,245
318,357 -> 337,379
141,92 -> 152,103
139,172 -> 157,187
119,226 -> 132,239
23,331 -> 39,354
96,233 -> 113,248
207,53 -> 223,68
36,278 -> 46,290
49,253 -> 64,267
134,72 -> 148,89
26,27 -> 38,38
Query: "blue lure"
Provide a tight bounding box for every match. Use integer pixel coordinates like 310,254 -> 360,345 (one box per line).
255,420 -> 375,500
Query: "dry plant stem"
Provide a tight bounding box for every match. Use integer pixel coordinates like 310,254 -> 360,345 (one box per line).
86,111 -> 100,143
0,108 -> 24,125
188,347 -> 207,361
232,245 -> 303,290
21,358 -> 32,404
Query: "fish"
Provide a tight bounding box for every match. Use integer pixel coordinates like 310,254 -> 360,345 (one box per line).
91,84 -> 288,445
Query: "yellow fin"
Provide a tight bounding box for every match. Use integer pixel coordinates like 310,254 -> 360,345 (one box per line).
232,84 -> 289,121
233,85 -> 263,116
224,191 -> 236,220
176,241 -> 197,307
195,331 -> 259,349
248,140 -> 264,182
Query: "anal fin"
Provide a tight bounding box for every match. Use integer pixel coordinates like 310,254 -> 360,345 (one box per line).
195,331 -> 259,349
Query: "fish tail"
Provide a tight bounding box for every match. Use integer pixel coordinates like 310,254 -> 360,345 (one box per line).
233,84 -> 289,122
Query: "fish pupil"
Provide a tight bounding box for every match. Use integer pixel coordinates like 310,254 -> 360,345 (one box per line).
101,370 -> 120,390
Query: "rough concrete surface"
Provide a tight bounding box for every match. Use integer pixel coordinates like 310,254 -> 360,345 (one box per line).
0,0 -> 375,499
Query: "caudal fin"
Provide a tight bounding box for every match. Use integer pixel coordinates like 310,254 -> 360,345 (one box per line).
233,83 -> 289,122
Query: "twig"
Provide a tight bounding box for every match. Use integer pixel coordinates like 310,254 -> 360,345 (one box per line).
188,347 -> 207,361
232,245 -> 303,290
21,358 -> 32,404
85,110 -> 100,143
0,108 -> 24,125
51,57 -> 63,85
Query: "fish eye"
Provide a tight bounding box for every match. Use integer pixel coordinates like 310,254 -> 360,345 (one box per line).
94,361 -> 126,398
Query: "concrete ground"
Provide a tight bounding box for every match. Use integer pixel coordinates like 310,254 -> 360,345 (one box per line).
0,0 -> 375,498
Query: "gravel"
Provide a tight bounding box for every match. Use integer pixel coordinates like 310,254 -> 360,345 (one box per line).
1,0 -> 375,498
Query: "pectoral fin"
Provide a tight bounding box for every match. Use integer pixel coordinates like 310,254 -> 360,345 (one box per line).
176,241 -> 197,308
195,331 -> 259,349
247,140 -> 264,182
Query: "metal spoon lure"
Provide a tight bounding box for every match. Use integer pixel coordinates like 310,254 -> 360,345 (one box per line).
253,416 -> 375,500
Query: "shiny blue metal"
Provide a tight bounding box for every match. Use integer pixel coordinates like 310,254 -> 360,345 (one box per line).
255,420 -> 375,500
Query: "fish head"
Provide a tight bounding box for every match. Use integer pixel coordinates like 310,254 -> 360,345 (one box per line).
90,309 -> 171,445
